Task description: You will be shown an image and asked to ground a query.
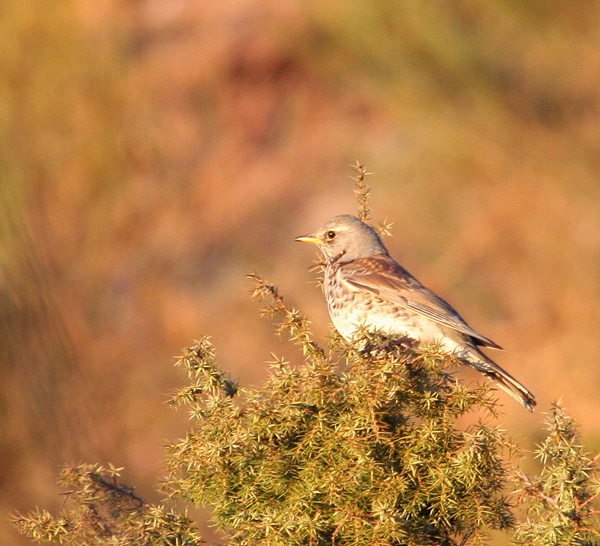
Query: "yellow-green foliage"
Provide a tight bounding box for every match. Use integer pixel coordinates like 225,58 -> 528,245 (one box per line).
164,282 -> 514,545
513,406 -> 600,546
13,464 -> 201,546
13,289 -> 600,545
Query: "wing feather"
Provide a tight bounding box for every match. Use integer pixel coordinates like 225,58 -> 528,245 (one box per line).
341,256 -> 502,350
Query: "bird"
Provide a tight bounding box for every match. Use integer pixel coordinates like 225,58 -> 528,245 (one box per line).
295,214 -> 536,411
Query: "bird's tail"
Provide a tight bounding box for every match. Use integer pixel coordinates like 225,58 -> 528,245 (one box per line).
467,351 -> 536,412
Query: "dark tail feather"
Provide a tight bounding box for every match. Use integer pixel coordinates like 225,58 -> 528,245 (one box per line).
467,352 -> 536,412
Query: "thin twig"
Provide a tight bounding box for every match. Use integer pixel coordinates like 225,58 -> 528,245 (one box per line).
351,161 -> 372,223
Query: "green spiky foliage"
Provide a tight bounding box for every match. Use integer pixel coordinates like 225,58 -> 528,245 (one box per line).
13,280 -> 600,546
163,275 -> 514,546
513,405 -> 600,546
12,464 -> 202,545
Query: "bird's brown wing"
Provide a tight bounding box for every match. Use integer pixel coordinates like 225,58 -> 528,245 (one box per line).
340,255 -> 502,350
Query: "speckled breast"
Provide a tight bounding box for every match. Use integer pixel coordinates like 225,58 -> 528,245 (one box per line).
325,262 -> 418,343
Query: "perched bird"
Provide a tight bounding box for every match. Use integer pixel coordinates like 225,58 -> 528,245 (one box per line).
295,214 -> 536,411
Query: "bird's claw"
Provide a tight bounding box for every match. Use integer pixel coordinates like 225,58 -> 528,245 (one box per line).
361,336 -> 415,357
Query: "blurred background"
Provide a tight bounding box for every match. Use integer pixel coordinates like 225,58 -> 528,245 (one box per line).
2,1 -> 600,544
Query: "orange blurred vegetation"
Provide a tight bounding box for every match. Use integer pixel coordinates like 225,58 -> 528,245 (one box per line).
1,1 -> 600,544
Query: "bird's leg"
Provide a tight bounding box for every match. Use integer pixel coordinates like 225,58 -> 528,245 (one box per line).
361,336 -> 416,357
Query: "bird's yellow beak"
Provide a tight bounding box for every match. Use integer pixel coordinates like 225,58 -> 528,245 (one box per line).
295,234 -> 321,245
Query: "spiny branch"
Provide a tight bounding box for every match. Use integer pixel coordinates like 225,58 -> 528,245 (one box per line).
247,273 -> 326,360
351,161 -> 392,237
351,161 -> 372,223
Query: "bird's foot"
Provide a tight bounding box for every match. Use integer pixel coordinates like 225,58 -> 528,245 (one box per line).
361,336 -> 415,357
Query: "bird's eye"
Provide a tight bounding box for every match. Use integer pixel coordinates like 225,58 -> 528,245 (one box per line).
326,231 -> 336,240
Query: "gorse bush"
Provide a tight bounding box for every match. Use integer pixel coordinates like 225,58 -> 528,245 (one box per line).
12,464 -> 202,546
14,280 -> 600,545
13,172 -> 600,545
163,277 -> 513,546
513,405 -> 600,546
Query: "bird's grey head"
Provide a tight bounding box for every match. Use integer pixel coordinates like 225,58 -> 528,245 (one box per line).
295,214 -> 388,263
